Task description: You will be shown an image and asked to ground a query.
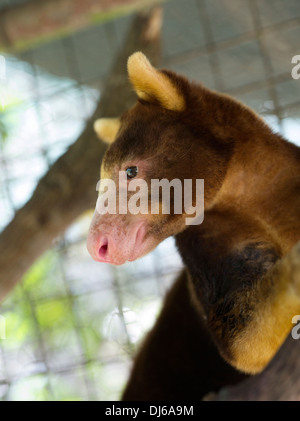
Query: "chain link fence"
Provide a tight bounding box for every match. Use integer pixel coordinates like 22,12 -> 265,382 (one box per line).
0,0 -> 300,401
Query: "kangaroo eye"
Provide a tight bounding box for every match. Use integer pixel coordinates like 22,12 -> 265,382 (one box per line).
126,166 -> 138,179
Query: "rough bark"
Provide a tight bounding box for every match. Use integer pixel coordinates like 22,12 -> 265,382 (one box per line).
0,0 -> 164,52
0,6 -> 163,301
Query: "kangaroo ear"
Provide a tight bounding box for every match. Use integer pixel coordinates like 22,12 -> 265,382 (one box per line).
93,118 -> 121,144
127,52 -> 185,112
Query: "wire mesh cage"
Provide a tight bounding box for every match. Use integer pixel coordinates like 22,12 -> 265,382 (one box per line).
0,0 -> 300,401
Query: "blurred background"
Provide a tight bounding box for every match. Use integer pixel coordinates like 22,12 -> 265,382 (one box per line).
0,0 -> 300,401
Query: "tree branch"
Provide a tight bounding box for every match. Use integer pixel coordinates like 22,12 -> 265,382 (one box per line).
0,6 -> 163,301
0,0 -> 164,52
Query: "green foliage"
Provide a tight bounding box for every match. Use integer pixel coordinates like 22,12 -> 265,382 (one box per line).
0,119 -> 7,145
0,88 -> 23,146
36,299 -> 71,329
3,306 -> 34,347
0,249 -> 112,401
22,252 -> 55,291
9,375 -> 51,401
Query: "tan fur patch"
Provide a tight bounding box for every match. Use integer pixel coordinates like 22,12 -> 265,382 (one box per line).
231,293 -> 300,373
94,118 -> 121,144
230,255 -> 300,374
100,164 -> 110,182
127,52 -> 185,112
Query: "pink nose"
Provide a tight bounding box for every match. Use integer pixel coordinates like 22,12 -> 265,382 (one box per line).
87,230 -> 111,263
86,215 -> 146,265
98,235 -> 109,261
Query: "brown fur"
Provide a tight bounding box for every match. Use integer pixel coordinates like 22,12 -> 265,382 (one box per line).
122,270 -> 247,400
91,52 -> 300,400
